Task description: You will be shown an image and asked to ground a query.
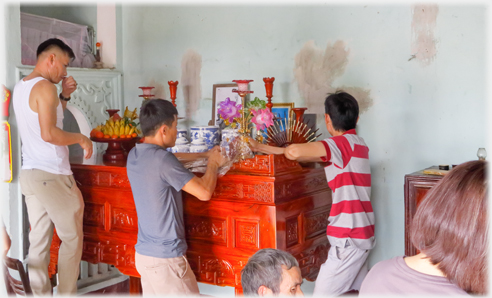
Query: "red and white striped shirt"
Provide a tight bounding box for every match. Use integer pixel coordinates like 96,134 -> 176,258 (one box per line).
321,129 -> 375,250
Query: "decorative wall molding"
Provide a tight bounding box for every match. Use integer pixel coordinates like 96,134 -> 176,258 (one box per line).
16,66 -> 123,154
16,66 -> 123,129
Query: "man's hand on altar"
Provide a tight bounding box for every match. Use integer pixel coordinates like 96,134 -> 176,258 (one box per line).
208,147 -> 228,169
205,146 -> 221,158
247,137 -> 261,152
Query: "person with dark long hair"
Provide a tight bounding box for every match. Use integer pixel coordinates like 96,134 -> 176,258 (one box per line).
360,160 -> 487,295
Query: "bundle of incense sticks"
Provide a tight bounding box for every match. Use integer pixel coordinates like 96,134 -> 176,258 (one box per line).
265,110 -> 321,147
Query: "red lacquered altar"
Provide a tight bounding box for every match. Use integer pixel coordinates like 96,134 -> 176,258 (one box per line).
48,153 -> 332,294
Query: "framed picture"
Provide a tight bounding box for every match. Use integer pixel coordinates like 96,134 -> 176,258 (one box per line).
212,83 -> 240,125
272,102 -> 295,123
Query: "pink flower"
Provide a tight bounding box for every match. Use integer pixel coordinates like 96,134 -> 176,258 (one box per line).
218,97 -> 242,122
251,108 -> 274,131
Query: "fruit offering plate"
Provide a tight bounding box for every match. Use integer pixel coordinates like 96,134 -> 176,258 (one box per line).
90,136 -> 138,143
90,136 -> 140,161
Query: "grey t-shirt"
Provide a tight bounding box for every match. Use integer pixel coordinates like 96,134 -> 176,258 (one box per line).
359,256 -> 468,296
127,143 -> 194,259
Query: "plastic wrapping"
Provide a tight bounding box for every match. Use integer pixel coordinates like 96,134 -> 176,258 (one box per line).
183,135 -> 254,177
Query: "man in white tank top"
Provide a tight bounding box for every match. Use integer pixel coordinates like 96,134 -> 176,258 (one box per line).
12,38 -> 93,295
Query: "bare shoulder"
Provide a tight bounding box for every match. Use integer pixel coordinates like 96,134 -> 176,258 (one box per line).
29,80 -> 58,113
32,79 -> 56,93
31,80 -> 58,104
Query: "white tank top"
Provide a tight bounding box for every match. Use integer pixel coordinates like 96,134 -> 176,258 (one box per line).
13,77 -> 72,175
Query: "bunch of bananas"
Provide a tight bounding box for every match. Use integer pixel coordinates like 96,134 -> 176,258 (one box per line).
90,106 -> 141,139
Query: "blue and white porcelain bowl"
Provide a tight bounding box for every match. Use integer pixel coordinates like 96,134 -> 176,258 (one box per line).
177,128 -> 188,141
190,126 -> 220,150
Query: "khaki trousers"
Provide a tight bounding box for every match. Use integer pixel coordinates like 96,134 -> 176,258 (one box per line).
20,169 -> 84,296
135,252 -> 200,296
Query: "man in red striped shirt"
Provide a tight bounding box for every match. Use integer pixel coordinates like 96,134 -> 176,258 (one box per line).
249,91 -> 375,296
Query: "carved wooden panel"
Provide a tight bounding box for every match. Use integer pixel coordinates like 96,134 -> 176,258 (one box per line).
304,209 -> 331,240
186,216 -> 227,245
186,253 -> 247,288
295,243 -> 330,281
305,175 -> 328,190
286,216 -> 299,247
83,202 -> 105,229
73,169 -> 131,189
232,156 -> 270,172
229,154 -> 302,176
275,173 -> 328,203
213,179 -> 274,203
235,220 -> 259,250
109,173 -> 132,188
100,240 -> 127,265
110,206 -> 138,233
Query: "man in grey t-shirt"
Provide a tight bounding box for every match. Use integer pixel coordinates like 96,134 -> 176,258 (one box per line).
127,99 -> 226,295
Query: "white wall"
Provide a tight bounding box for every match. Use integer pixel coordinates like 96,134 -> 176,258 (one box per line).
119,4 -> 487,294
1,2 -> 488,296
97,3 -> 117,68
2,3 -> 24,261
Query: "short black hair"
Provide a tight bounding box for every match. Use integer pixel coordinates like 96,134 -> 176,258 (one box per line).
36,38 -> 75,61
324,91 -> 359,131
139,99 -> 178,137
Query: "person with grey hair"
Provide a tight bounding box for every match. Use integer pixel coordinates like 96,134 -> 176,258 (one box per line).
241,248 -> 303,296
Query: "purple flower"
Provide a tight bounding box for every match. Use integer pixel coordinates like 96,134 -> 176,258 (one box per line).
218,97 -> 242,122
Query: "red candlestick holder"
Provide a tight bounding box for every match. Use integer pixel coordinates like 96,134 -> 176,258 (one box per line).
139,86 -> 155,100
263,77 -> 275,112
168,81 -> 179,107
292,107 -> 307,123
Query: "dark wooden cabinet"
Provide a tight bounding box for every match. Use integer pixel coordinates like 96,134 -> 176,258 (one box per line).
404,167 -> 443,256
49,154 -> 332,294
